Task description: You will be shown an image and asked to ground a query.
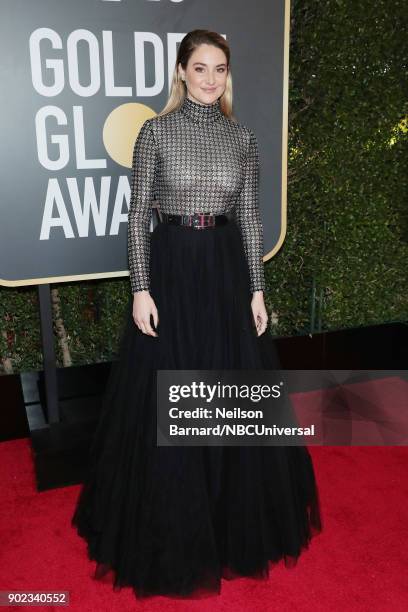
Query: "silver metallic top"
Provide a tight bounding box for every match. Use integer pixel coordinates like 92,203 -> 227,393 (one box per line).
128,95 -> 266,293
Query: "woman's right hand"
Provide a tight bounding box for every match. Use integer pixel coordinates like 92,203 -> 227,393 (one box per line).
132,290 -> 159,337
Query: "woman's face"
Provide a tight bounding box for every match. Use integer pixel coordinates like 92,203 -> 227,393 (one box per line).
179,43 -> 228,105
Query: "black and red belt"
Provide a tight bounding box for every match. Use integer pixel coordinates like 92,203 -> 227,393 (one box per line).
158,211 -> 230,229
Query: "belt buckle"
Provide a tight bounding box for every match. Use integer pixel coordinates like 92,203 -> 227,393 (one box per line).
193,212 -> 215,229
191,212 -> 201,228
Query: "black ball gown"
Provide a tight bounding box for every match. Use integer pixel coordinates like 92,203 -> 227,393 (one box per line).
71,95 -> 323,599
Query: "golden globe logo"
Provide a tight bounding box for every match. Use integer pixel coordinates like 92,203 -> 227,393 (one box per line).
103,104 -> 156,168
28,28 -> 177,240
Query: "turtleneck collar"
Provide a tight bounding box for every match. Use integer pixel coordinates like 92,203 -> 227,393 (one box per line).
180,96 -> 224,124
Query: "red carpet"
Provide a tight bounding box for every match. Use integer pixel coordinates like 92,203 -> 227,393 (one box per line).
1,438 -> 407,611
290,376 -> 408,445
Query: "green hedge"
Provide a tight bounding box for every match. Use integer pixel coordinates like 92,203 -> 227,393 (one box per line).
1,0 -> 407,373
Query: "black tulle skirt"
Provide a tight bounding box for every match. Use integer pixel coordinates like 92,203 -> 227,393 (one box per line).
71,216 -> 323,599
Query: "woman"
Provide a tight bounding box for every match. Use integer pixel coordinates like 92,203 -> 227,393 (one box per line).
72,29 -> 322,599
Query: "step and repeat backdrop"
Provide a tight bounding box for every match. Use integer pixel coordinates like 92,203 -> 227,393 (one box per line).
0,0 -> 289,288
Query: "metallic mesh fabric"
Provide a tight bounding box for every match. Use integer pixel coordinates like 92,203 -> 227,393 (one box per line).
128,96 -> 266,293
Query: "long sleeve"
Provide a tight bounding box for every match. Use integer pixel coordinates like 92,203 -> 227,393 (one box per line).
235,129 -> 266,293
127,119 -> 158,293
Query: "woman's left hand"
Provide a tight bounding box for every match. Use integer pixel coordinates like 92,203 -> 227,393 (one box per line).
251,291 -> 268,336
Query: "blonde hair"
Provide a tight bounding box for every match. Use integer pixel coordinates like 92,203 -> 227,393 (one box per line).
158,29 -> 236,122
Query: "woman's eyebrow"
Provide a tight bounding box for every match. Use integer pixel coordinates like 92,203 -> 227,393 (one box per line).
192,62 -> 227,67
